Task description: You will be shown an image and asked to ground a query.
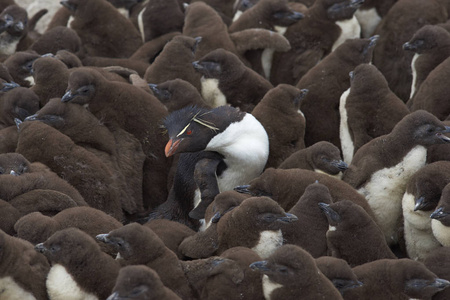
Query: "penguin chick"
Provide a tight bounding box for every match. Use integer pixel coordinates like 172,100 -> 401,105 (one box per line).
61,67 -> 170,211
144,35 -> 202,93
0,229 -> 49,300
193,48 -> 273,112
35,227 -> 121,300
343,110 -> 450,245
281,182 -> 333,258
0,5 -> 33,56
178,191 -> 250,259
408,55 -> 450,121
319,200 -> 397,267
252,85 -> 307,168
431,182 -> 450,247
372,0 -> 447,101
423,247 -> 450,300
403,24 -> 450,100
148,79 -> 210,112
216,196 -> 298,258
107,265 -> 181,300
250,244 -> 343,300
297,35 -> 378,150
14,206 -> 122,246
315,256 -> 363,296
402,161 -> 450,261
237,168 -> 374,218
96,223 -> 195,300
0,87 -> 40,128
345,258 -> 450,300
183,2 -> 238,61
3,51 -> 40,87
278,141 -> 348,179
339,63 -> 409,163
60,0 -> 142,58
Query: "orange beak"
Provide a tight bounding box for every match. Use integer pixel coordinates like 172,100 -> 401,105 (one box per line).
165,138 -> 182,157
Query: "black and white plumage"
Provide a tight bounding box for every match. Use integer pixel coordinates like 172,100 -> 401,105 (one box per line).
343,110 -> 450,246
152,105 -> 269,225
431,182 -> 450,247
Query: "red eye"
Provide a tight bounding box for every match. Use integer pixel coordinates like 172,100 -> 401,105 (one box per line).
186,130 -> 192,135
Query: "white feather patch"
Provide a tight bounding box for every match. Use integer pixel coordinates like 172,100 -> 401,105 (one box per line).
402,192 -> 440,260
262,274 -> 283,300
192,188 -> 201,209
314,168 -> 343,179
46,264 -> 98,300
206,113 -> 269,193
339,88 -> 354,164
358,146 -> 427,245
252,229 -> 283,259
431,219 -> 450,247
0,276 -> 36,300
138,7 -> 146,43
355,8 -> 381,38
332,16 -> 361,52
232,10 -> 243,22
200,77 -> 227,107
0,33 -> 20,56
409,53 -> 420,99
24,76 -> 35,86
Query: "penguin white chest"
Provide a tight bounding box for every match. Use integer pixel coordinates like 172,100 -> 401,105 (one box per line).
207,113 -> 269,192
262,274 -> 283,300
137,7 -> 146,43
431,219 -> 450,247
358,145 -> 427,244
332,16 -> 361,52
0,276 -> 36,300
402,192 -> 441,260
261,26 -> 287,80
339,88 -> 354,164
200,76 -> 227,107
409,53 -> 421,99
355,8 -> 381,38
252,229 -> 283,259
46,264 -> 98,300
0,33 -> 20,56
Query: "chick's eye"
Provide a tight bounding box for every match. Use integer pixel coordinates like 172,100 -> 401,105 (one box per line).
186,130 -> 192,135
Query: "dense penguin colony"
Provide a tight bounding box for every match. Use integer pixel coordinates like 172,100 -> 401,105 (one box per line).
2,0 -> 450,299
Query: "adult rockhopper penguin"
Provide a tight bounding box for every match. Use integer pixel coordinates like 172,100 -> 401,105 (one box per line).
150,105 -> 269,228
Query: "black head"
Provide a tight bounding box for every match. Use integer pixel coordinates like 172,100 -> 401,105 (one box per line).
24,98 -> 68,129
0,87 -> 40,125
259,0 -> 304,27
392,111 -> 450,146
326,0 -> 364,21
0,153 -> 31,176
35,227 -> 100,265
97,223 -> 166,264
148,83 -> 171,101
0,5 -> 28,37
60,0 -> 78,13
193,49 -> 245,79
250,244 -> 318,284
163,105 -> 245,157
107,265 -> 166,300
318,202 -> 342,226
310,141 -> 347,175
61,69 -> 97,105
403,25 -> 450,54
